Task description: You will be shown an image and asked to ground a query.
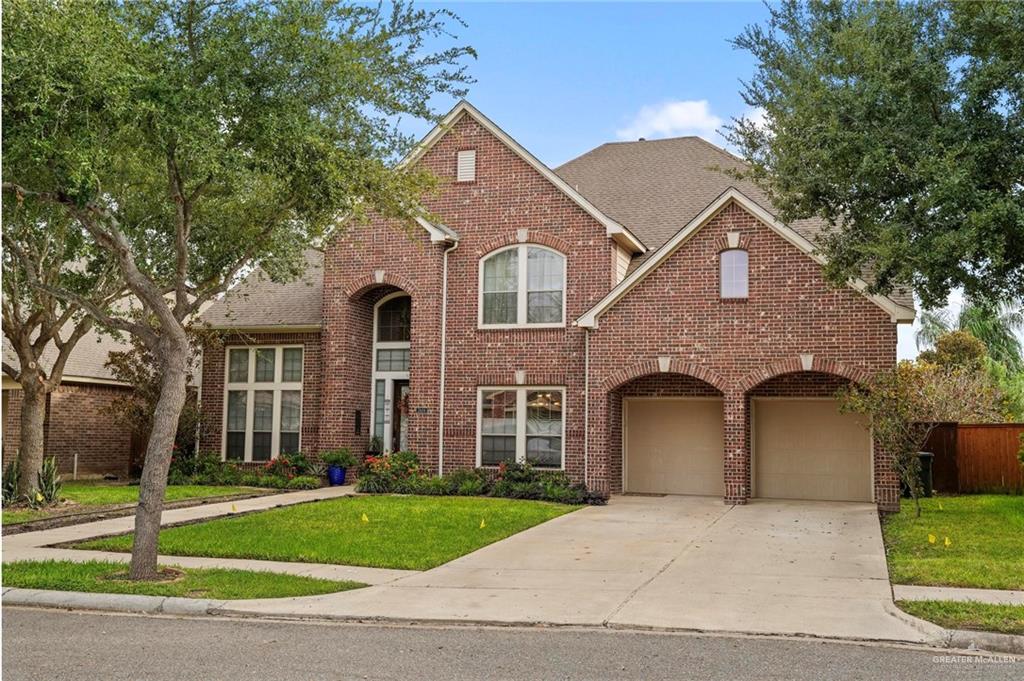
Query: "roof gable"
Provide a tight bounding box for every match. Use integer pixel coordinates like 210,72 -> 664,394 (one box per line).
576,188 -> 916,328
406,101 -> 646,254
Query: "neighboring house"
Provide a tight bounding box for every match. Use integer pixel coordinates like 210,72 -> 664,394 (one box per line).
2,328 -> 136,478
199,101 -> 915,510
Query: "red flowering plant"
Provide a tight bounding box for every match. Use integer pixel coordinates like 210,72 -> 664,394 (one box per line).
263,457 -> 295,480
355,451 -> 423,493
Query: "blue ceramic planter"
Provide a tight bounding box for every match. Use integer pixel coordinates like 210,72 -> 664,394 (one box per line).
327,465 -> 347,486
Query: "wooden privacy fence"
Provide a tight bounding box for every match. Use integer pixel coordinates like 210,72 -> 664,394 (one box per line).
924,423 -> 1024,494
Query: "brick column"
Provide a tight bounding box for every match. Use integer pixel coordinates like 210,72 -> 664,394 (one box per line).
723,389 -> 749,504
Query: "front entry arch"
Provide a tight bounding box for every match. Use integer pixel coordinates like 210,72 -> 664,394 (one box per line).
370,291 -> 411,453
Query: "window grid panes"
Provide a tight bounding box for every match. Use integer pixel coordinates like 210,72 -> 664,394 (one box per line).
373,380 -> 386,439
255,348 -> 276,382
720,249 -> 749,299
377,296 -> 411,342
482,249 -> 518,325
224,346 -> 302,462
482,246 -> 564,326
282,348 -> 303,382
228,349 -> 249,383
376,348 -> 410,372
479,388 -> 564,469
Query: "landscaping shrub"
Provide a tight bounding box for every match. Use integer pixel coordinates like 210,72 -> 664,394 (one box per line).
240,473 -> 265,487
2,459 -> 20,506
286,475 -> 321,490
355,452 -> 606,505
259,475 -> 290,489
322,448 -> 358,469
286,452 -> 312,475
262,457 -> 296,480
35,457 -> 62,506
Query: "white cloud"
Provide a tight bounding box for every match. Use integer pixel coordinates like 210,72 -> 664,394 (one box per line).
616,100 -> 723,141
738,106 -> 768,131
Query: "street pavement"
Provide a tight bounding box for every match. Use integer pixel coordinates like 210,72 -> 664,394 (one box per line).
2,607 -> 1020,681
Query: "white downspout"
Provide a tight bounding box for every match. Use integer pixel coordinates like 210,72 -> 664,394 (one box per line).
583,327 -> 590,489
437,240 -> 459,476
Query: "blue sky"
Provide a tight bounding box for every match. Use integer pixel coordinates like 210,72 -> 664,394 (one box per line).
415,1 -> 927,358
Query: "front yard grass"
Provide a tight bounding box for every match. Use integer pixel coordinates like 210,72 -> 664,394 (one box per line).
2,483 -> 263,525
897,600 -> 1024,637
882,495 -> 1024,590
75,495 -> 576,570
2,559 -> 365,600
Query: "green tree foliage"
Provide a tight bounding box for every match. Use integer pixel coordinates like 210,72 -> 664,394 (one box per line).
917,297 -> 1024,372
730,0 -> 1024,309
839,361 -> 1002,516
917,330 -> 987,372
2,0 -> 473,578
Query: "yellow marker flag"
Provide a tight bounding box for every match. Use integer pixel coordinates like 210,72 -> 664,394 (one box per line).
938,502 -> 944,510
480,519 -> 486,529
361,513 -> 369,523
35,492 -> 43,503
944,537 -> 952,548
928,534 -> 936,544
231,504 -> 237,513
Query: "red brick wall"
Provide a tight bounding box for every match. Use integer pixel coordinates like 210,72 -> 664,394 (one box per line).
199,331 -> 322,457
2,383 -> 135,477
317,113 -> 613,476
587,201 -> 898,507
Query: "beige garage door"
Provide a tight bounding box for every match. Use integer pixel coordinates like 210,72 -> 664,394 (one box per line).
624,398 -> 724,496
753,399 -> 872,502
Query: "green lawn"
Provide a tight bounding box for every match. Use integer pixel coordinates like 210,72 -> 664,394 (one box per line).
2,559 -> 364,600
2,483 -> 261,525
75,495 -> 576,570
882,495 -> 1024,590
897,600 -> 1024,636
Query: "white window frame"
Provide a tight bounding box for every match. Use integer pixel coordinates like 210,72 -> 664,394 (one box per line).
476,386 -> 566,470
222,345 -> 303,462
720,248 -> 749,299
370,291 -> 411,452
478,244 -> 567,329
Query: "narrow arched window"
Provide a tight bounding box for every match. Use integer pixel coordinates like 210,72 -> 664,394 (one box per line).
480,245 -> 565,327
720,249 -> 749,299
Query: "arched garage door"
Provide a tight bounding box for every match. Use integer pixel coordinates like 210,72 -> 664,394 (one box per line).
753,398 -> 872,502
623,398 -> 724,495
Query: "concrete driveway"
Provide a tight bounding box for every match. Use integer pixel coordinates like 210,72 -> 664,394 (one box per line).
228,495 -> 940,643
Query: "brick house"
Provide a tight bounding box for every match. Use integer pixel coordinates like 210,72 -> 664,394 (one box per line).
199,101 -> 915,510
2,329 -> 136,478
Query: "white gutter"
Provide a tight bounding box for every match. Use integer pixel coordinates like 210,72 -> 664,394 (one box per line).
583,327 -> 590,488
437,240 -> 459,476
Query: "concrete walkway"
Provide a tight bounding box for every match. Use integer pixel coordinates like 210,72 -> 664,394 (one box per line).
2,485 -> 415,586
220,495 -> 943,644
894,584 -> 1024,606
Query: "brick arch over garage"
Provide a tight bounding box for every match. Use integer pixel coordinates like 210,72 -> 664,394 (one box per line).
343,272 -> 419,300
601,359 -> 729,394
737,356 -> 872,394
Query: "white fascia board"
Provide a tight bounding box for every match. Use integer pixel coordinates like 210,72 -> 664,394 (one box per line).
415,216 -> 459,244
404,100 -> 647,255
576,188 -> 916,328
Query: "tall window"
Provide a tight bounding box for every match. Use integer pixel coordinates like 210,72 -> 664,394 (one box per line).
720,249 -> 749,299
479,387 -> 564,469
224,346 -> 303,462
371,292 -> 411,453
480,245 -> 565,327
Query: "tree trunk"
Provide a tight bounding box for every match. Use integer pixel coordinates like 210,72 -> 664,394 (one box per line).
128,333 -> 189,580
16,378 -> 47,497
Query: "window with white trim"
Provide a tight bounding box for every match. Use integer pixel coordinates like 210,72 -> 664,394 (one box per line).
224,346 -> 303,462
479,387 -> 564,468
720,249 -> 749,299
480,245 -> 565,327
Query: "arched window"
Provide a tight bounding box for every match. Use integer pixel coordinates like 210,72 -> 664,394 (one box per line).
480,245 -> 565,327
720,249 -> 749,299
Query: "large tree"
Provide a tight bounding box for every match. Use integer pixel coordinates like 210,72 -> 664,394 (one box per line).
2,204 -> 126,496
916,297 -> 1023,372
729,0 -> 1024,309
3,0 -> 473,578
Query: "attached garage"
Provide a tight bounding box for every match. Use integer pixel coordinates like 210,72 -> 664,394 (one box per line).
752,398 -> 872,502
623,398 -> 724,496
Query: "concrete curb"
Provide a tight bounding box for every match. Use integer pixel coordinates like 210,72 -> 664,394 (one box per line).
946,629 -> 1024,656
3,588 -> 225,617
7,588 -> 1023,656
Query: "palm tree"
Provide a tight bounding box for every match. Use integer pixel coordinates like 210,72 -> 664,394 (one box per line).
916,297 -> 1024,372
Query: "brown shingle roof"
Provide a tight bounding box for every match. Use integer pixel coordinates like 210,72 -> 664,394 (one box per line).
557,136 -> 913,310
3,327 -> 131,384
200,249 -> 324,329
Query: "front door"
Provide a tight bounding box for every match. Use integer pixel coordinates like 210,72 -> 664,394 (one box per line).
392,380 -> 410,452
